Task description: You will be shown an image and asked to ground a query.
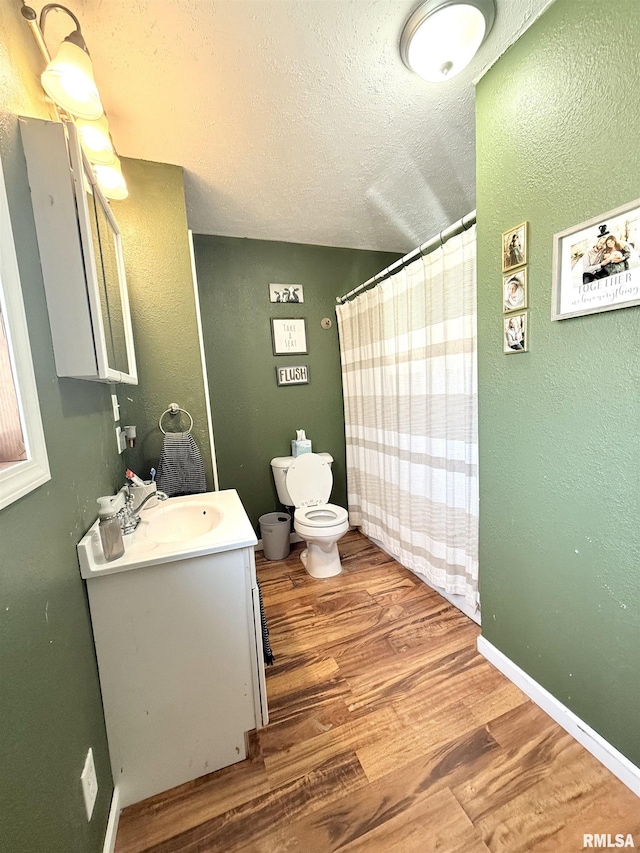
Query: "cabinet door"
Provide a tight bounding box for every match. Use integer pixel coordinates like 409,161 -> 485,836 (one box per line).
19,117 -> 137,384
88,550 -> 257,806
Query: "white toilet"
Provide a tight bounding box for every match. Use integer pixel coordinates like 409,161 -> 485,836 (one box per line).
270,452 -> 349,578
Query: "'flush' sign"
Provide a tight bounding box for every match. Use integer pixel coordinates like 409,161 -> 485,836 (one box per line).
276,365 -> 309,386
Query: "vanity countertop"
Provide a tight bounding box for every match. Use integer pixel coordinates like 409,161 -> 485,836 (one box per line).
77,489 -> 257,578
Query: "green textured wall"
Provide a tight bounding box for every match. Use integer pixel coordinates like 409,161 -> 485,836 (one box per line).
0,2 -> 115,850
477,0 -> 640,766
0,5 -> 213,848
117,159 -> 213,487
193,235 -> 399,529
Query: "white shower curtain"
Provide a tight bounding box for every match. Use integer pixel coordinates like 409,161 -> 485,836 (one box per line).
336,226 -> 478,608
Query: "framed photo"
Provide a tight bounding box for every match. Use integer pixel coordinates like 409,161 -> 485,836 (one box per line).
271,318 -> 307,355
502,222 -> 527,272
503,312 -> 528,354
503,269 -> 527,313
276,365 -> 309,386
551,198 -> 640,321
269,283 -> 304,303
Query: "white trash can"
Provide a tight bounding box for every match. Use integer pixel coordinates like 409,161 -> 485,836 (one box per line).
259,512 -> 291,561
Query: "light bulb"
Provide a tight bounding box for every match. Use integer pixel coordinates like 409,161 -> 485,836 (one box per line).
94,158 -> 128,201
76,115 -> 114,166
41,39 -> 103,119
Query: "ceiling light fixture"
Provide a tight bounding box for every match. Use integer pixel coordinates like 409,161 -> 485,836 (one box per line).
21,3 -> 127,200
400,0 -> 495,83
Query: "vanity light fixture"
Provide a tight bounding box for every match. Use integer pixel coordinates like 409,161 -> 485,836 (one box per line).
21,2 -> 128,200
400,0 -> 495,83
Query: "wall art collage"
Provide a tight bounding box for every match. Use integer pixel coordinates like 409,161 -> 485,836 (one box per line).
502,222 -> 528,354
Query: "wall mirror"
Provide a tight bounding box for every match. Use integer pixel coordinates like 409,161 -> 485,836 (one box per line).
75,135 -> 136,381
0,152 -> 50,511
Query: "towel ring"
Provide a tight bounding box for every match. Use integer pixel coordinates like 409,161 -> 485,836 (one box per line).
159,403 -> 194,434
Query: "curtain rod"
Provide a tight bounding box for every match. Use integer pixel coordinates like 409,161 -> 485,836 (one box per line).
336,209 -> 476,305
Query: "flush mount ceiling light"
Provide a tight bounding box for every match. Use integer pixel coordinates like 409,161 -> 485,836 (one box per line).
400,0 -> 496,83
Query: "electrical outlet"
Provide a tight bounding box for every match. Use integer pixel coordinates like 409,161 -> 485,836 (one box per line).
80,748 -> 98,821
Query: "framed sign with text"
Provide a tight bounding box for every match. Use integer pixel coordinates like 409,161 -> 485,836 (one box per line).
271,318 -> 307,355
551,198 -> 640,320
276,365 -> 309,386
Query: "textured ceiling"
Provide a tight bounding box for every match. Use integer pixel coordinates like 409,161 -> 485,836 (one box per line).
68,0 -> 553,253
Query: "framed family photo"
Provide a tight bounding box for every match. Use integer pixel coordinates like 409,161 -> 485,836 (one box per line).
503,312 -> 527,354
551,198 -> 640,321
502,222 -> 527,272
271,318 -> 307,355
503,268 -> 527,313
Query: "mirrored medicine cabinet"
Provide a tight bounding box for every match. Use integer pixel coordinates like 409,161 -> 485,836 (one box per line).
19,117 -> 137,384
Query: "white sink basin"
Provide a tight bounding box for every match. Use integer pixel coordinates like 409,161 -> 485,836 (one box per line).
140,501 -> 221,544
77,490 -> 258,577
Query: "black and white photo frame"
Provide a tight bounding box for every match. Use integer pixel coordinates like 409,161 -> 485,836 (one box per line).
269,283 -> 304,303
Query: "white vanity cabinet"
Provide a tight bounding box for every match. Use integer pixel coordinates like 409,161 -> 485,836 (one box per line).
86,547 -> 263,807
19,117 -> 137,384
77,490 -> 268,808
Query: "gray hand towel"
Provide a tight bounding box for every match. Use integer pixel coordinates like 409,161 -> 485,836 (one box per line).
156,432 -> 207,497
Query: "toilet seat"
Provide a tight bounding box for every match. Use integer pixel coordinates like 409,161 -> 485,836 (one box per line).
294,503 -> 348,528
286,453 -> 332,507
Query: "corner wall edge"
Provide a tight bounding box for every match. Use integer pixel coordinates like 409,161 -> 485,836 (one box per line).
477,636 -> 640,798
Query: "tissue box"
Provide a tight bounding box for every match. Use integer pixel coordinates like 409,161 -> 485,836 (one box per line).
291,439 -> 312,457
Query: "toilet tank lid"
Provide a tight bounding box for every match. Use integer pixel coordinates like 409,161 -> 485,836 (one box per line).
271,452 -> 333,469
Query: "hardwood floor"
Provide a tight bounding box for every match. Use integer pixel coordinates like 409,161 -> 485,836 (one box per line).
115,531 -> 639,852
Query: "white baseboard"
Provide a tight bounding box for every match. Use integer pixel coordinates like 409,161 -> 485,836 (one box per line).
102,785 -> 120,853
477,636 -> 640,799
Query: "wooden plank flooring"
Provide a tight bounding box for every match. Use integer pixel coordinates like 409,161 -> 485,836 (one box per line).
115,531 -> 639,852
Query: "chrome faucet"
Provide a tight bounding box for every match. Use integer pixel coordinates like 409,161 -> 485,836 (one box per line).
119,488 -> 168,535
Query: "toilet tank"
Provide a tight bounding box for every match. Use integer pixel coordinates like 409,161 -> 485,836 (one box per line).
270,452 -> 333,506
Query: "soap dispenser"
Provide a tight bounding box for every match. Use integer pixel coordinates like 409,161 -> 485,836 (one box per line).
97,497 -> 125,562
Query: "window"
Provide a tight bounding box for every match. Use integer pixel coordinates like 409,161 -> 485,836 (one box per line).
0,152 -> 50,510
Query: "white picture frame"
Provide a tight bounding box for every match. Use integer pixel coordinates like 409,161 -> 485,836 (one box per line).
503,312 -> 528,354
551,197 -> 640,321
503,268 -> 527,313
